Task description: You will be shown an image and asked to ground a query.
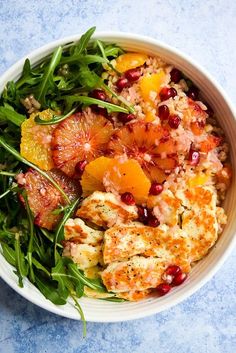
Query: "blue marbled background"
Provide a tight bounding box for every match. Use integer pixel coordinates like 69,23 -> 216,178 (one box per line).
0,1 -> 236,352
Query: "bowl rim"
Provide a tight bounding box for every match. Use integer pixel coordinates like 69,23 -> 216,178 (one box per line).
0,31 -> 236,322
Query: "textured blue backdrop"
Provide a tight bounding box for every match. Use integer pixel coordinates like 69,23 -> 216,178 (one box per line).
0,1 -> 236,352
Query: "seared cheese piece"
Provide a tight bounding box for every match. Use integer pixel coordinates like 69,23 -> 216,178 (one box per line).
117,289 -> 152,301
64,218 -> 103,245
63,243 -> 102,270
102,256 -> 170,293
77,191 -> 138,227
103,223 -> 191,272
147,190 -> 183,227
176,186 -> 218,262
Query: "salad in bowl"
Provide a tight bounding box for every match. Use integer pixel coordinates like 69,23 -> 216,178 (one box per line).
0,27 -> 233,332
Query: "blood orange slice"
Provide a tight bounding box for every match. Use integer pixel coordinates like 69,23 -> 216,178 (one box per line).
52,110 -> 113,177
19,169 -> 81,230
108,122 -> 177,181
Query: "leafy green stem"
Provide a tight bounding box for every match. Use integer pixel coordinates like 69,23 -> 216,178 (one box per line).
54,197 -> 81,263
34,106 -> 78,125
0,137 -> 70,204
70,293 -> 87,338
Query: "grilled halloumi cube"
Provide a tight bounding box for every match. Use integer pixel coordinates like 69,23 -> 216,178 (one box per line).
63,243 -> 102,270
76,191 -> 138,227
64,218 -> 103,245
176,186 -> 218,262
116,289 -> 152,301
102,256 -> 171,293
147,190 -> 183,227
103,223 -> 191,272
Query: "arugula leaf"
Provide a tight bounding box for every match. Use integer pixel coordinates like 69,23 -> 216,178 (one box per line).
32,258 -> 50,277
34,106 -> 78,125
61,27 -> 96,65
22,191 -> 35,283
37,46 -> 63,106
71,293 -> 87,338
99,297 -> 126,302
68,263 -> 107,293
54,197 -> 81,262
51,258 -> 70,299
0,106 -> 26,126
0,243 -> 16,266
64,95 -> 129,114
35,274 -> 67,305
14,234 -> 28,287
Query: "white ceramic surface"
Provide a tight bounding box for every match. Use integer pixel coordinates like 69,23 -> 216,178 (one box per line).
0,32 -> 236,322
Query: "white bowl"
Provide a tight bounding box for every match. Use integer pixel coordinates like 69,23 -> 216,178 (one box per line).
0,32 -> 236,322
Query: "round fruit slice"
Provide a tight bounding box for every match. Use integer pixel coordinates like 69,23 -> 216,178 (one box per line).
19,169 -> 81,230
20,109 -> 55,170
108,122 -> 177,181
81,156 -> 112,196
104,159 -> 151,203
52,110 -> 113,177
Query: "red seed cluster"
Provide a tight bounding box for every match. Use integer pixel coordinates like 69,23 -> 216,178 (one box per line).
120,192 -> 136,205
149,182 -> 163,196
187,86 -> 199,100
116,68 -> 142,92
170,68 -> 182,83
159,87 -> 177,101
117,113 -> 135,123
168,114 -> 181,129
125,68 -> 141,82
157,265 -> 188,296
188,148 -> 200,166
158,105 -> 170,120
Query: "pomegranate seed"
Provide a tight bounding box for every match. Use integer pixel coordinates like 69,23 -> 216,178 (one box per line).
158,105 -> 170,120
170,68 -> 182,83
118,112 -> 135,123
137,206 -> 149,223
121,192 -> 135,205
188,148 -> 200,166
116,77 -> 129,92
91,105 -> 108,117
172,272 -> 187,286
168,114 -> 181,129
125,68 -> 141,82
147,215 -> 160,228
187,86 -> 199,100
75,160 -> 87,176
90,89 -> 106,101
160,87 -> 177,101
156,283 -> 171,296
165,265 -> 181,276
149,182 -> 163,195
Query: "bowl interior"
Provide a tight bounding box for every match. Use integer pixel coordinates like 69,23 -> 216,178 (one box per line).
0,33 -> 236,322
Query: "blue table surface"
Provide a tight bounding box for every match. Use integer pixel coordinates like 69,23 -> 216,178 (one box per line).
0,1 -> 236,352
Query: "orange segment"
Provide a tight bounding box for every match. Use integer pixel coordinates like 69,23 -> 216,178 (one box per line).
81,157 -> 112,196
139,70 -> 166,105
104,159 -> 151,203
115,53 -> 148,73
20,109 -> 55,170
81,157 -> 151,203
